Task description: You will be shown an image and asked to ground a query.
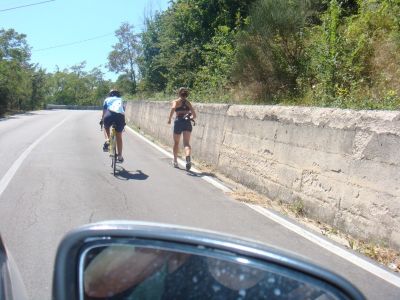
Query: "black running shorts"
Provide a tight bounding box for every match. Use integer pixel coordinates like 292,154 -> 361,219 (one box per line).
173,117 -> 192,134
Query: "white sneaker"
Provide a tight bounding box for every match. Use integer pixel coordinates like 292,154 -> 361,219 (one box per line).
172,161 -> 178,168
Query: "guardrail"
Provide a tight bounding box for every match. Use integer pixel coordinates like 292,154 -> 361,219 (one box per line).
46,104 -> 102,110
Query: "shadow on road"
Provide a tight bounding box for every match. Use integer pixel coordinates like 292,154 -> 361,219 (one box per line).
0,111 -> 41,121
115,168 -> 149,181
184,169 -> 216,178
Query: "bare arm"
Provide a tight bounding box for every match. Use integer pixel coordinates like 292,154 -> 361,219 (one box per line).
84,247 -> 169,297
101,98 -> 107,121
168,100 -> 177,124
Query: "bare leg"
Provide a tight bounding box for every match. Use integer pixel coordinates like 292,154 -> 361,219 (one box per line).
183,131 -> 192,170
182,131 -> 192,157
102,127 -> 111,151
173,133 -> 181,163
116,132 -> 123,158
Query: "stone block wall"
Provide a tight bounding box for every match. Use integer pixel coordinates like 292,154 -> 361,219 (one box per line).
125,101 -> 400,250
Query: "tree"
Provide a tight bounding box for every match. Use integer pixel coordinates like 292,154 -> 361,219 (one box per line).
233,0 -> 316,102
30,66 -> 48,109
0,29 -> 32,115
45,63 -> 112,106
307,0 -> 400,108
138,12 -> 167,92
87,67 -> 112,105
108,23 -> 141,94
193,26 -> 237,97
0,28 -> 31,63
138,0 -> 256,94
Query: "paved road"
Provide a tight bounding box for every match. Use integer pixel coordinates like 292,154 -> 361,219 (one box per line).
0,110 -> 399,299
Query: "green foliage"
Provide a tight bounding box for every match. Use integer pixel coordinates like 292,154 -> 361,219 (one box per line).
305,0 -> 400,108
30,67 -> 49,109
138,0 -> 255,94
307,0 -> 342,103
108,23 -> 141,94
115,73 -> 136,96
193,26 -> 237,100
0,28 -> 31,63
136,0 -> 399,109
0,28 -> 36,115
139,12 -> 167,92
233,0 -> 315,103
46,63 -> 112,106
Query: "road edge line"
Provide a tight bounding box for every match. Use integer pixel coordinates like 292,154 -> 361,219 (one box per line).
0,117 -> 69,197
247,204 -> 400,288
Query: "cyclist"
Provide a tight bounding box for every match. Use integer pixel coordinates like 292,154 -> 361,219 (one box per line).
101,89 -> 125,163
167,87 -> 196,170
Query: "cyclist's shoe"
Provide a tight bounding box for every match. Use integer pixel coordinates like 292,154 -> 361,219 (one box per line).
185,156 -> 192,171
172,161 -> 179,168
117,156 -> 124,163
103,141 -> 109,152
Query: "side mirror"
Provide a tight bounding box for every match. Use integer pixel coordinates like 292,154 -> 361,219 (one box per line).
53,222 -> 365,300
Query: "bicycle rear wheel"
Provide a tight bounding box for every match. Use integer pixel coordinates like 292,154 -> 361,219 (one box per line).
110,126 -> 117,176
112,151 -> 117,176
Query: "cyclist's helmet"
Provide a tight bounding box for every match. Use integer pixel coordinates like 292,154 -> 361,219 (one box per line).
109,89 -> 121,97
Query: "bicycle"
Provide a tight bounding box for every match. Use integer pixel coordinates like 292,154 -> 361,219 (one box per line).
109,122 -> 118,176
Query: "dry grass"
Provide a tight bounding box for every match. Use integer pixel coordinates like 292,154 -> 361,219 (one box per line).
370,35 -> 400,96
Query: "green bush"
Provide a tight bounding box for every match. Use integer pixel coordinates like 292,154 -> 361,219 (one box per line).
233,0 -> 314,103
304,0 -> 400,109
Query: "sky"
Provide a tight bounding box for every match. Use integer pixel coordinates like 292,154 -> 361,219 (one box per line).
0,0 -> 170,80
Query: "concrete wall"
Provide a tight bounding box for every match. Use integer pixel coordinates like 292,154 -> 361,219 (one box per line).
125,101 -> 400,250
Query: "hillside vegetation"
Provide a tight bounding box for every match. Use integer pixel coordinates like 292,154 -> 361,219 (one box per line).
1,0 -> 399,116
138,0 -> 400,109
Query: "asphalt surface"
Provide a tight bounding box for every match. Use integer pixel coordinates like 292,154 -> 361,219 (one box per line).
0,110 -> 399,300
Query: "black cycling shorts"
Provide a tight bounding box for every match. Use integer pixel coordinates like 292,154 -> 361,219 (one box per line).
104,110 -> 125,132
174,117 -> 192,134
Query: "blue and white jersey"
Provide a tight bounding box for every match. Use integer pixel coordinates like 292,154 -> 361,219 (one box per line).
103,96 -> 125,114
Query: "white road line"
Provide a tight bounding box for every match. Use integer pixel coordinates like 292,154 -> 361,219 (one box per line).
248,204 -> 400,288
0,117 -> 69,197
126,125 -> 400,288
125,126 -> 231,193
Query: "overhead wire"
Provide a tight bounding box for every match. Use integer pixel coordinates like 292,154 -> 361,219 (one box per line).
32,22 -> 144,52
2,0 -> 144,53
0,0 -> 55,12
33,33 -> 115,52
